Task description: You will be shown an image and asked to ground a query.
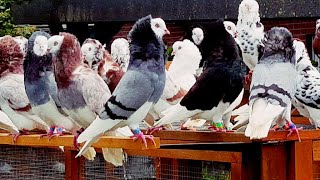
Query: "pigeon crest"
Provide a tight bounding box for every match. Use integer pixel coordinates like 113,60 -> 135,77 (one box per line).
111,38 -> 130,71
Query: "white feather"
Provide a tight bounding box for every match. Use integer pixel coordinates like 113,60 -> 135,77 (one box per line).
0,110 -> 19,133
246,98 -> 285,139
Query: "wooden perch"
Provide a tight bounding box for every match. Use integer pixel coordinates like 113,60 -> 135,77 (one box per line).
0,133 -> 160,150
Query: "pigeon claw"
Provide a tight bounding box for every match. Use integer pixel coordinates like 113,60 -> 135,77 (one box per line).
285,123 -> 303,142
146,126 -> 165,135
131,133 -> 156,148
74,128 -> 84,150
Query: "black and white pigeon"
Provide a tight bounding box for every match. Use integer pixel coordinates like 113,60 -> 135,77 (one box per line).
153,19 -> 245,131
24,31 -> 81,139
76,15 -> 169,156
245,27 -> 298,140
293,40 -> 320,128
236,0 -> 264,70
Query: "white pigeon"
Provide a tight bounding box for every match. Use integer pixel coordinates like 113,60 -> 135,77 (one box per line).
168,39 -> 202,91
236,0 -> 264,70
111,38 -> 130,72
293,40 -> 320,128
192,28 -> 204,46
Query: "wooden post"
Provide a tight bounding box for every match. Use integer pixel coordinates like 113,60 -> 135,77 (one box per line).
288,140 -> 313,180
231,163 -> 242,180
260,143 -> 287,180
65,149 -> 84,180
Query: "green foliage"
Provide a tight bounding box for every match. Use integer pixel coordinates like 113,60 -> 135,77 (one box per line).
0,0 -> 35,38
202,168 -> 231,180
166,46 -> 174,61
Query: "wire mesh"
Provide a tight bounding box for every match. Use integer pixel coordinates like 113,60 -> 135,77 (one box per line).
81,153 -> 231,180
0,145 -> 65,180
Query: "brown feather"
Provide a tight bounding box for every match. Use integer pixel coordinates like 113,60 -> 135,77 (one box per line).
54,32 -> 82,88
0,36 -> 24,77
313,30 -> 320,56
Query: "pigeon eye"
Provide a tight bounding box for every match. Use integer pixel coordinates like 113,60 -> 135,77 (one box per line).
155,23 -> 160,28
256,22 -> 262,28
178,46 -> 182,50
89,47 -> 92,51
54,41 -> 58,46
227,26 -> 231,30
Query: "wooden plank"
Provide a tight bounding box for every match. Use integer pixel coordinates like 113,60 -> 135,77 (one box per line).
231,163 -> 242,180
313,140 -> 320,161
125,149 -> 242,163
260,143 -> 287,180
151,130 -> 320,143
292,116 -> 310,125
65,149 -> 84,180
288,141 -> 313,180
0,133 -> 159,149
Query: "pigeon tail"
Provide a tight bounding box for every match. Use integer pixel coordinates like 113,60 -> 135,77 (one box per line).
245,98 -> 285,139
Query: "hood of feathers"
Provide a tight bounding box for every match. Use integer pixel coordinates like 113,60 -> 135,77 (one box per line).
111,38 -> 130,71
260,27 -> 295,64
172,39 -> 201,65
53,32 -> 82,87
238,0 -> 260,24
24,31 -> 53,77
199,19 -> 241,67
81,38 -> 105,70
128,15 -> 159,47
0,36 -> 24,77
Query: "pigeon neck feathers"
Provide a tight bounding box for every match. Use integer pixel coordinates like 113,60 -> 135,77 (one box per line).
200,19 -> 241,68
260,27 -> 295,65
0,36 -> 24,77
128,15 -> 166,70
54,33 -> 82,88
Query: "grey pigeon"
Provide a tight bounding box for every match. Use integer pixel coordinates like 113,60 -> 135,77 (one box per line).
77,15 -> 170,156
245,27 -> 297,140
24,31 -> 81,139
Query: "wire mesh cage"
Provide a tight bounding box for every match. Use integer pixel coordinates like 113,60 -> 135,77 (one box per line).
0,145 -> 65,180
80,153 -> 231,180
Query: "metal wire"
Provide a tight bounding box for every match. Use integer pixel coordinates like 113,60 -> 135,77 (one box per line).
0,145 -> 65,180
81,154 -> 231,180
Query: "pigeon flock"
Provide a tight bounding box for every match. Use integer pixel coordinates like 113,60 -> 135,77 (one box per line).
0,0 -> 319,166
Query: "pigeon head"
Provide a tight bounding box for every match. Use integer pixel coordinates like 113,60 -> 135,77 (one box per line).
81,38 -> 104,71
224,21 -> 238,38
262,27 -> 295,64
0,36 -> 24,76
192,27 -> 204,45
238,0 -> 260,24
151,17 -> 170,38
111,38 -> 130,71
47,35 -> 64,56
33,36 -> 48,56
172,41 -> 183,56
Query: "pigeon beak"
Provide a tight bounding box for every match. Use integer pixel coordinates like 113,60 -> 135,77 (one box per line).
172,51 -> 176,56
165,29 -> 170,35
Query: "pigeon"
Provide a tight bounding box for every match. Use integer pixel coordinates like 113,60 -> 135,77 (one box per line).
245,27 -> 298,140
111,38 -> 130,72
24,31 -> 81,140
224,21 -> 238,40
313,19 -> 320,60
168,39 -> 202,91
237,0 -> 264,84
0,36 -> 48,141
76,15 -> 169,158
0,110 -> 19,134
81,38 -> 125,92
153,19 -> 245,132
293,39 -> 320,128
13,36 -> 28,58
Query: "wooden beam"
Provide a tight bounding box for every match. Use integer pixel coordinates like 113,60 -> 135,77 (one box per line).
313,140 -> 320,161
260,143 -> 287,180
65,149 -> 84,180
0,133 -> 159,149
151,130 -> 320,143
288,141 -> 313,180
231,163 -> 242,180
125,149 -> 242,163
